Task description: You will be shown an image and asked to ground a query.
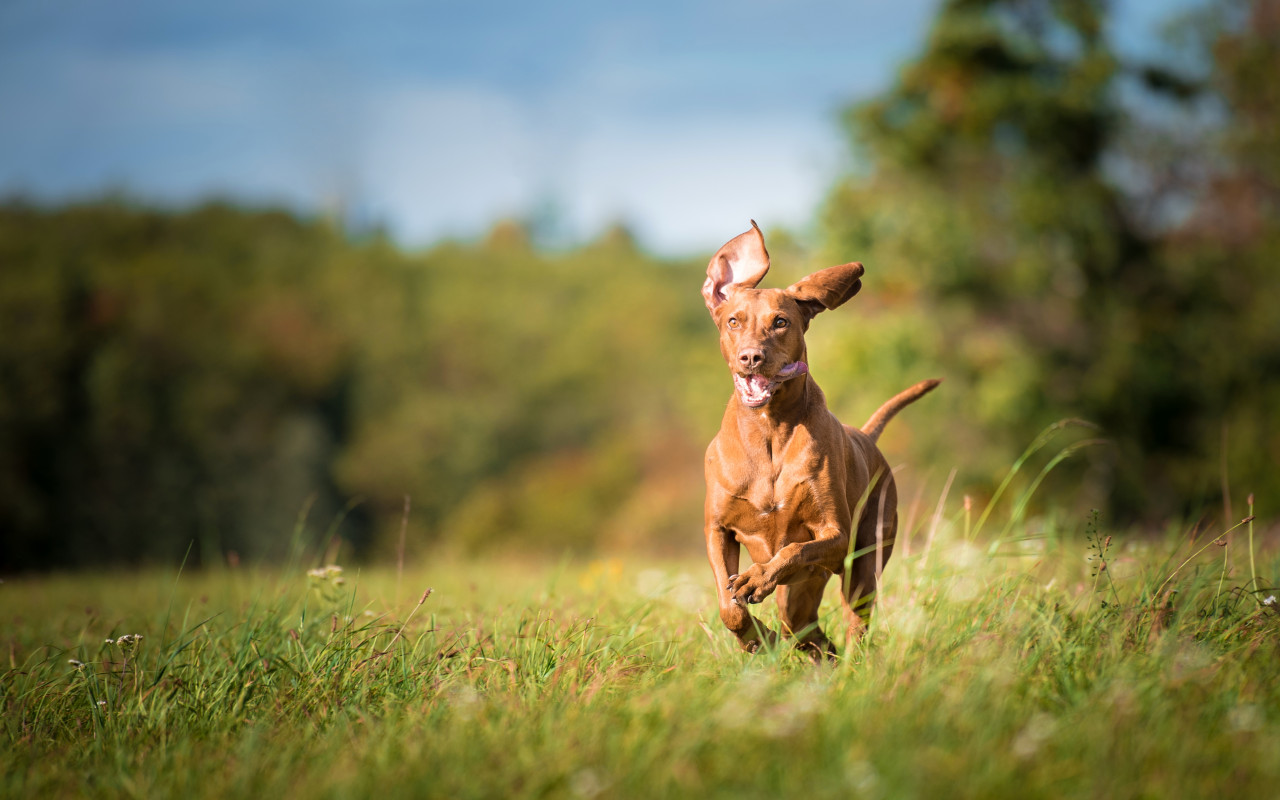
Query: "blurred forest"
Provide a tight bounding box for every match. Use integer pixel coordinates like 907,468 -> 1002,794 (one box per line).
2,0 -> 1278,570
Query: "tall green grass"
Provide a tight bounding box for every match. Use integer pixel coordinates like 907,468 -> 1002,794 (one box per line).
3,488 -> 1278,797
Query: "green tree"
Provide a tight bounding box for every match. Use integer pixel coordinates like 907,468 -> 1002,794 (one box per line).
822,0 -> 1280,520
0,201 -> 361,568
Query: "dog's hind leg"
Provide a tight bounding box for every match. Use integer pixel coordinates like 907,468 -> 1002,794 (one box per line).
777,576 -> 836,661
840,476 -> 898,649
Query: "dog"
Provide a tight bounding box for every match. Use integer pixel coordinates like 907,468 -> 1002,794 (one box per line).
702,221 -> 939,658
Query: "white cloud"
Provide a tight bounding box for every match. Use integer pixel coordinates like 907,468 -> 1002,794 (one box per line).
555,117 -> 840,251
357,84 -> 539,241
328,77 -> 844,252
0,5 -> 873,253
7,0 -> 1199,254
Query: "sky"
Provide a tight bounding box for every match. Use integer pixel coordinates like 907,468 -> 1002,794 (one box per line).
0,0 -> 1193,254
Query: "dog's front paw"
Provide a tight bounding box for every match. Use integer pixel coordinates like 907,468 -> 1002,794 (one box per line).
727,565 -> 777,605
741,627 -> 779,654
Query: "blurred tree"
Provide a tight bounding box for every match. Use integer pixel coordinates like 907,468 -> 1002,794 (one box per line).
821,0 -> 1280,521
0,201 -> 362,568
1148,0 -> 1280,519
0,202 -> 715,569
337,220 -> 711,557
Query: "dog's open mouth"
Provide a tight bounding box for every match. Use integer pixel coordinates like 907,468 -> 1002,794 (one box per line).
733,361 -> 808,408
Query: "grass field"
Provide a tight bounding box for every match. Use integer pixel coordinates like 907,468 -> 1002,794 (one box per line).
4,505 -> 1279,799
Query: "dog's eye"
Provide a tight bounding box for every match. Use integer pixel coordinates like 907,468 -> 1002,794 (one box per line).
728,318 -> 740,329
773,317 -> 788,329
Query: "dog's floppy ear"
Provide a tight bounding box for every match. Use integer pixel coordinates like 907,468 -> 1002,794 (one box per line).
702,220 -> 770,312
786,262 -> 864,320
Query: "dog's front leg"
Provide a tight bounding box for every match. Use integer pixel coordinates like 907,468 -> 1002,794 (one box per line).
727,528 -> 847,605
706,525 -> 776,652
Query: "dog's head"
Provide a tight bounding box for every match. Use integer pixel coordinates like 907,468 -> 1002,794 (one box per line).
702,221 -> 864,408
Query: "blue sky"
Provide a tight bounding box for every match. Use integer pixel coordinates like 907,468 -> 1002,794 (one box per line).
0,0 -> 1193,253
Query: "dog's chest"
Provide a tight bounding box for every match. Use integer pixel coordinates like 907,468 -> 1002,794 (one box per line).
718,451 -> 825,552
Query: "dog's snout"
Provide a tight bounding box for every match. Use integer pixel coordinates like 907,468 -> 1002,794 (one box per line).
737,348 -> 765,369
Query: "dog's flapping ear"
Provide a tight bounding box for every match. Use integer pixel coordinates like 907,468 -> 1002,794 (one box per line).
786,262 -> 864,321
702,220 -> 770,313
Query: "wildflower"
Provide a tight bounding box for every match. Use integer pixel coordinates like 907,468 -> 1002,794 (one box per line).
1228,703 -> 1264,733
1012,713 -> 1057,759
104,638 -> 113,644
97,700 -> 106,707
569,768 -> 607,799
845,760 -> 881,796
1264,596 -> 1276,606
68,659 -> 84,668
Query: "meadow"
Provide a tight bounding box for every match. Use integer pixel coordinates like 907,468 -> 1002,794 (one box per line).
4,2 -> 1279,797
4,490 -> 1277,799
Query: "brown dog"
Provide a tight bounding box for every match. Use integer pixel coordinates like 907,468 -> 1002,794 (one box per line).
702,221 -> 939,659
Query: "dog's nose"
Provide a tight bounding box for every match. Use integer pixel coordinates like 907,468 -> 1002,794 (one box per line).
737,348 -> 765,369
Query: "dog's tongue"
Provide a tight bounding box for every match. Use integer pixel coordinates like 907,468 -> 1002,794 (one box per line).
776,361 -> 808,381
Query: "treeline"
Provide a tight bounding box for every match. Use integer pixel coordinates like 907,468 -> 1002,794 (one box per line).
2,0 -> 1278,569
815,0 -> 1280,522
0,205 -> 718,569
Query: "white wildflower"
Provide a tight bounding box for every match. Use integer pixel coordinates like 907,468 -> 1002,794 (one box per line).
97,700 -> 106,707
569,768 -> 607,799
446,685 -> 482,720
714,671 -> 773,731
845,760 -> 882,797
761,679 -> 828,739
1264,595 -> 1276,606
68,659 -> 84,668
307,565 -> 344,581
1228,703 -> 1264,733
104,639 -> 113,644
1012,713 -> 1057,759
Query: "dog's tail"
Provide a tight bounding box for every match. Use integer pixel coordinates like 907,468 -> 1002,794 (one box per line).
860,379 -> 942,443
